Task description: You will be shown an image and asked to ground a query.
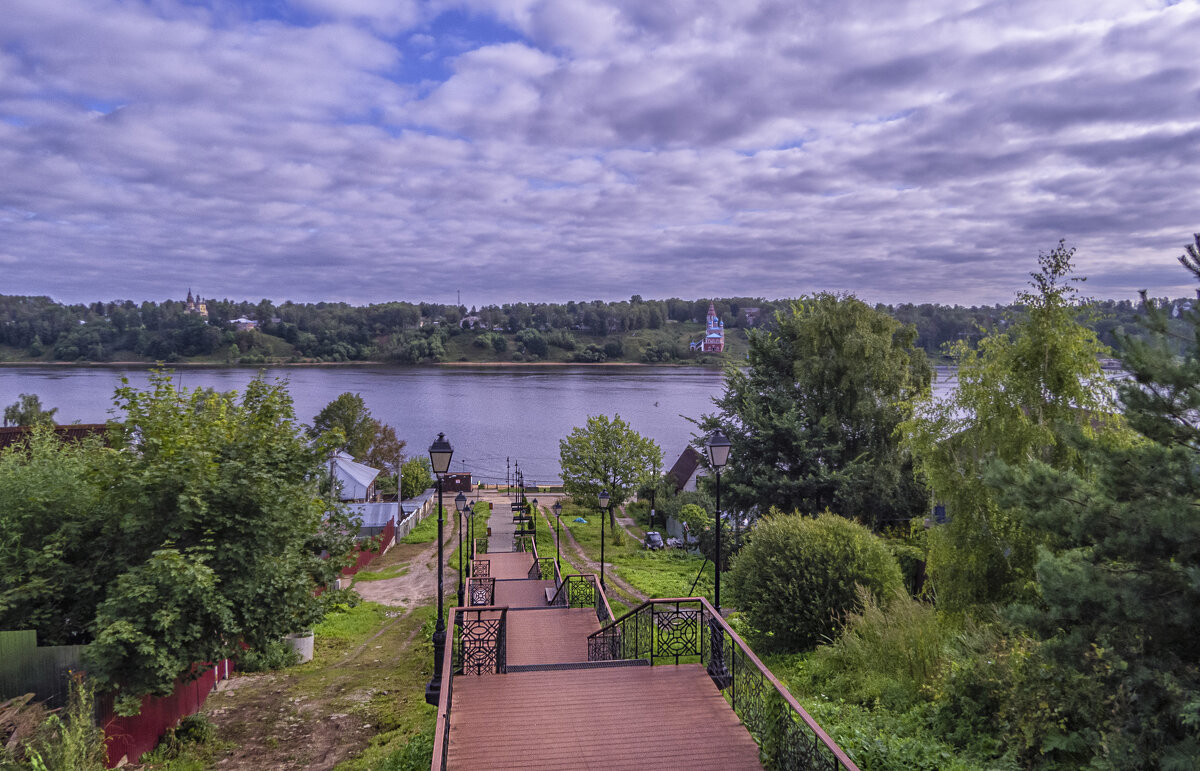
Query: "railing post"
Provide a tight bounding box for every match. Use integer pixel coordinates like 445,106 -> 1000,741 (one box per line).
707,612 -> 731,690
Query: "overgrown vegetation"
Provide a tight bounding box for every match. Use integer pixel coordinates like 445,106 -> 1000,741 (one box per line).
0,372 -> 358,714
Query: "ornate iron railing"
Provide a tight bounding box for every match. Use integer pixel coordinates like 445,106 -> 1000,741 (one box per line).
452,606 -> 508,676
468,576 -> 494,606
547,574 -> 613,625
431,606 -> 458,771
586,597 -> 859,771
471,559 -> 489,578
472,537 -> 488,556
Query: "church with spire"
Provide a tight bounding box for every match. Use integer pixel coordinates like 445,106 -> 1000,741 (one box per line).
185,289 -> 208,318
690,302 -> 725,353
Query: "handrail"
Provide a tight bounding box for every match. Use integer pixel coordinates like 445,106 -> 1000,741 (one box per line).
467,576 -> 495,606
546,573 -> 614,625
430,606 -> 459,771
587,596 -> 860,771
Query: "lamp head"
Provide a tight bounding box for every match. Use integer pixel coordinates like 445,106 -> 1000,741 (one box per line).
707,430 -> 732,470
599,489 -> 610,508
455,491 -> 467,512
428,432 -> 453,475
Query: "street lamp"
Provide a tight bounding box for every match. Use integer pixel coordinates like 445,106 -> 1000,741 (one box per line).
425,432 -> 453,706
531,497 -> 538,542
706,430 -> 732,687
552,500 -> 563,573
455,491 -> 468,607
598,489 -> 610,589
707,430 -> 731,612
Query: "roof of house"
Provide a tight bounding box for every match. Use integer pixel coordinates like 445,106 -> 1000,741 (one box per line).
331,451 -> 380,501
666,446 -> 703,492
0,424 -> 108,451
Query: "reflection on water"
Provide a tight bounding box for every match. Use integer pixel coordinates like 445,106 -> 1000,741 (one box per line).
0,364 -> 962,484
0,365 -> 726,484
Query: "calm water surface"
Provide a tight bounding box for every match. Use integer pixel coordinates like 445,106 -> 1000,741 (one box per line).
0,364 -> 958,484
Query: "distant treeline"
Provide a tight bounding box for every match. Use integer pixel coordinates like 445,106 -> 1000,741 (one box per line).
0,293 -> 1185,365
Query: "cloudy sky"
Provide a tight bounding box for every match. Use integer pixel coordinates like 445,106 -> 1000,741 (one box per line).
2,0 -> 1198,307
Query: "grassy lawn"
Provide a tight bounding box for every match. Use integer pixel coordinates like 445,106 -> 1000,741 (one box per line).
399,510 -> 442,544
561,506 -> 712,602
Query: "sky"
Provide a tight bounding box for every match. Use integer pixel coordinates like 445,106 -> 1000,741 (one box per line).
1,0 -> 1199,308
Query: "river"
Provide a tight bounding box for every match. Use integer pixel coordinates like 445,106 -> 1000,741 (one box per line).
0,364 -> 957,484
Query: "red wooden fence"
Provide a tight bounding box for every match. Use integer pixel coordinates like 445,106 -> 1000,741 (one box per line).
99,659 -> 234,767
340,516 -> 396,578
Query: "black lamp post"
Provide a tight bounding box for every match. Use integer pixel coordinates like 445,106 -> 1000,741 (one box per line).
706,430 -> 732,687
707,430 -> 732,613
552,500 -> 563,573
531,498 -> 538,542
455,491 -> 468,607
598,489 -> 610,589
425,432 -> 453,706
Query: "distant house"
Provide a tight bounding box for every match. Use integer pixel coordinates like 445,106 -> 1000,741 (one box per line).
742,307 -> 761,327
230,317 -> 258,330
460,315 -> 483,329
331,451 -> 379,502
666,446 -> 704,493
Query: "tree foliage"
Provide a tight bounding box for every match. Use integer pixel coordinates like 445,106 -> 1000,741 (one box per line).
2,393 -> 57,427
310,391 -> 406,479
699,294 -> 931,529
0,372 -> 355,714
559,414 -> 662,513
901,242 -> 1122,610
993,235 -> 1200,768
727,511 -> 903,652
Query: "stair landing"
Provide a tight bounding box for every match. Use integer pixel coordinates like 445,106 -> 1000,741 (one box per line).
448,664 -> 762,770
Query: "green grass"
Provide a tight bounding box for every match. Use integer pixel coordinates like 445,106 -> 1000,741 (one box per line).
352,564 -> 410,583
399,511 -> 441,544
562,512 -> 710,600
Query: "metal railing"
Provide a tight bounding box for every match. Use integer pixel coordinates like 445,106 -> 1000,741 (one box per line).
468,576 -> 495,606
547,573 -> 613,626
432,604 -> 511,770
586,597 -> 859,771
472,537 -> 488,557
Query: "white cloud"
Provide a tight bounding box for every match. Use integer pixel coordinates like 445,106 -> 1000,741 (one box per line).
0,0 -> 1198,305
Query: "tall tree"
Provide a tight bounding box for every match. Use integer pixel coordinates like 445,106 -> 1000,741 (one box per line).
995,235 -> 1200,768
559,414 -> 662,517
3,392 -> 57,427
902,242 -> 1121,609
698,293 -> 931,529
310,392 -> 378,459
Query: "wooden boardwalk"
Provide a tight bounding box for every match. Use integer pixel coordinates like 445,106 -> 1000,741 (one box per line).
448,665 -> 762,770
445,540 -> 763,770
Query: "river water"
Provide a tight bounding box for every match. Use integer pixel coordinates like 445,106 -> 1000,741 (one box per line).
0,364 -> 957,484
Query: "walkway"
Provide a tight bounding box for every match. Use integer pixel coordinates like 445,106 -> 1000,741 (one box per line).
443,509 -> 764,771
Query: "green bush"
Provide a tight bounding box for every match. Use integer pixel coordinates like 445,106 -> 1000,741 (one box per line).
726,511 -> 903,651
930,626 -> 1108,768
237,639 -> 300,673
808,587 -> 949,710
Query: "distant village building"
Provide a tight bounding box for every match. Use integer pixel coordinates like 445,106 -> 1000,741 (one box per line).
185,289 -> 208,318
690,302 -> 725,353
742,307 -> 761,327
230,317 -> 258,330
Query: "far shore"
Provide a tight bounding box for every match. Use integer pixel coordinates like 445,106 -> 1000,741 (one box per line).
0,358 -> 717,369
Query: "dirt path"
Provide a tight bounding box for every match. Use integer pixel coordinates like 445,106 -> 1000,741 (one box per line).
354,512 -> 459,608
157,513 -> 461,771
541,509 -> 648,605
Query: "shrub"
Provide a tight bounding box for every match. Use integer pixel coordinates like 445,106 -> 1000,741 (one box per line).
726,511 -> 903,651
237,639 -> 300,672
808,587 -> 950,710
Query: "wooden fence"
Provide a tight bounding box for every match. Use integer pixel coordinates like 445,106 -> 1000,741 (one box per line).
340,515 -> 396,578
0,630 -> 233,767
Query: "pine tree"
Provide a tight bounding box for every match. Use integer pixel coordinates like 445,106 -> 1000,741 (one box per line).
999,235 -> 1200,768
